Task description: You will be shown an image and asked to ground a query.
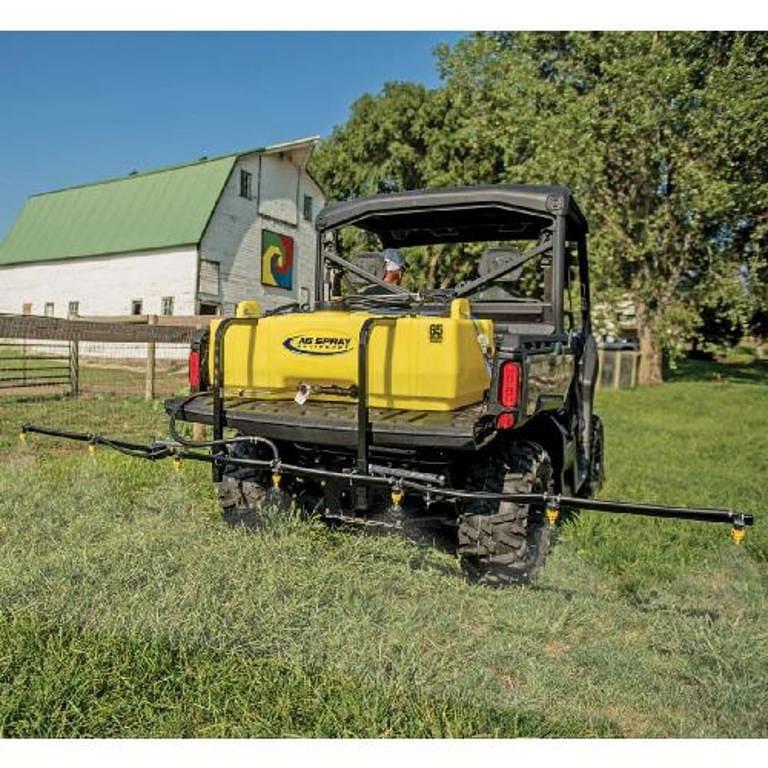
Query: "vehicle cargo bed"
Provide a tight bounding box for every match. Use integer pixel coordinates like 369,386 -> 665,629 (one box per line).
166,394 -> 491,450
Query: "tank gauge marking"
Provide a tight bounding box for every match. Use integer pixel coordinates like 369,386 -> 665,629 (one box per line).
429,324 -> 444,343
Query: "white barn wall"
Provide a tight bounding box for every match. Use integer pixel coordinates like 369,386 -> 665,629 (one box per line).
259,155 -> 300,225
296,171 -> 324,297
0,246 -> 198,360
199,153 -> 323,313
0,245 -> 199,318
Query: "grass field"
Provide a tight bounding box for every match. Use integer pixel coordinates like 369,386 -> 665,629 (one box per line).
0,356 -> 766,737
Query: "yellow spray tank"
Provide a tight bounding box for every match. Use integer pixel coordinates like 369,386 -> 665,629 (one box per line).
208,299 -> 494,412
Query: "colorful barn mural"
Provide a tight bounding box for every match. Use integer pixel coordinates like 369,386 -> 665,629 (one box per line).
261,230 -> 294,290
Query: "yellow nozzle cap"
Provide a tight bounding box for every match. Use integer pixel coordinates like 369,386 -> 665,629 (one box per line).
18,432 -> 26,444
172,456 -> 182,472
88,443 -> 96,456
545,504 -> 560,528
731,526 -> 746,544
272,472 -> 282,487
391,489 -> 404,506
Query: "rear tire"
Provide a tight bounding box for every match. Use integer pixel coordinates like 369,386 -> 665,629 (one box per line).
587,415 -> 605,495
218,472 -> 268,529
458,441 -> 555,585
217,440 -> 271,529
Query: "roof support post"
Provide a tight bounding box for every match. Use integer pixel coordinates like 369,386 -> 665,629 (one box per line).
551,215 -> 566,335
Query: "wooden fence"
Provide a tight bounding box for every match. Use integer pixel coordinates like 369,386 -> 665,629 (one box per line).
2,313 -> 642,398
0,313 -> 210,400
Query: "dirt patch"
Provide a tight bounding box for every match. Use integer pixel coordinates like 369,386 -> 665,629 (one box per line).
543,640 -> 571,659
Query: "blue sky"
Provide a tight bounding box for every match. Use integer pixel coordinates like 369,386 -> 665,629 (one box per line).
0,31 -> 465,239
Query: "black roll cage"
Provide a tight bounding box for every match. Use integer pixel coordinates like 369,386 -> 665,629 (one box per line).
313,186 -> 591,336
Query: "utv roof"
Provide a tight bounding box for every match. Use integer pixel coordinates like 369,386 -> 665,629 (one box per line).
316,185 -> 588,246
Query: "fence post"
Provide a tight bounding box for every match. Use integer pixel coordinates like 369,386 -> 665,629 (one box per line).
69,340 -> 80,396
612,350 -> 622,389
145,315 -> 157,401
596,347 -> 604,392
21,338 -> 28,387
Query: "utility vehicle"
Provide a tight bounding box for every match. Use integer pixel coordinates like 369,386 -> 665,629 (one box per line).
22,185 -> 753,584
165,185 -> 749,583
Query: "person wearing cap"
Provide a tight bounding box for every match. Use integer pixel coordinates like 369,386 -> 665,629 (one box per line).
355,248 -> 407,296
381,248 -> 406,286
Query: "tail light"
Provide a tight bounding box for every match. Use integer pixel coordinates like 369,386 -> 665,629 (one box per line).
188,349 -> 201,392
498,361 -> 521,408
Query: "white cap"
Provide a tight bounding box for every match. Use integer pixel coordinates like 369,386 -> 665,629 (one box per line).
382,248 -> 405,272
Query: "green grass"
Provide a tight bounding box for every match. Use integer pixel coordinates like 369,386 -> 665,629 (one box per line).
0,358 -> 766,737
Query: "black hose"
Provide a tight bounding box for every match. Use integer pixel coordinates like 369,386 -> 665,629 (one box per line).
166,399 -> 280,462
334,292 -> 447,313
20,424 -> 172,461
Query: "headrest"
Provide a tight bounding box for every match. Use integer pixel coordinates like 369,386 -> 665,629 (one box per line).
478,247 -> 524,282
347,252 -> 386,285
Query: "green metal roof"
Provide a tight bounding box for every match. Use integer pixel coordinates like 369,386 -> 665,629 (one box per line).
0,154 -> 238,266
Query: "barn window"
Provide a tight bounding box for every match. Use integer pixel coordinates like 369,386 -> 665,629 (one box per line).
44,302 -> 54,317
161,296 -> 174,316
68,301 -> 79,317
303,194 -> 314,222
240,170 -> 253,200
199,302 -> 220,315
131,299 -> 143,315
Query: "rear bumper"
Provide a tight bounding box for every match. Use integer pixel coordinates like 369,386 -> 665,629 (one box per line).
166,394 -> 494,451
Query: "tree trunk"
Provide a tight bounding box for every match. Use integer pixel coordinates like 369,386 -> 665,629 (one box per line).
638,320 -> 664,384
751,335 -> 764,360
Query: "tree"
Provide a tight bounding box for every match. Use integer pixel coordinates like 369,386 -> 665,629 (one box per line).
311,82 -> 435,200
746,260 -> 768,358
312,33 -> 768,383
433,32 -> 767,383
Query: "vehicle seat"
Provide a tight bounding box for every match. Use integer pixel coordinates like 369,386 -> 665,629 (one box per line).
477,247 -> 524,282
347,252 -> 386,286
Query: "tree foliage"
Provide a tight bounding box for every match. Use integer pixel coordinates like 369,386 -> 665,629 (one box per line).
311,32 -> 768,381
310,82 -> 436,199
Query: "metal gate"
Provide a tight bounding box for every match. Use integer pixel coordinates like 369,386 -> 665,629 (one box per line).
0,339 -> 78,395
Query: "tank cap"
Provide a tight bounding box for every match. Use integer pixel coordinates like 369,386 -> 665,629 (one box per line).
450,298 -> 471,320
236,300 -> 262,318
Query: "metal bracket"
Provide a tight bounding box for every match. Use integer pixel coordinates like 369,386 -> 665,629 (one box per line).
355,315 -> 398,510
212,315 -> 260,482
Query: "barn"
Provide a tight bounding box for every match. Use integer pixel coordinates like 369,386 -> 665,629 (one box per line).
0,137 -> 324,318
